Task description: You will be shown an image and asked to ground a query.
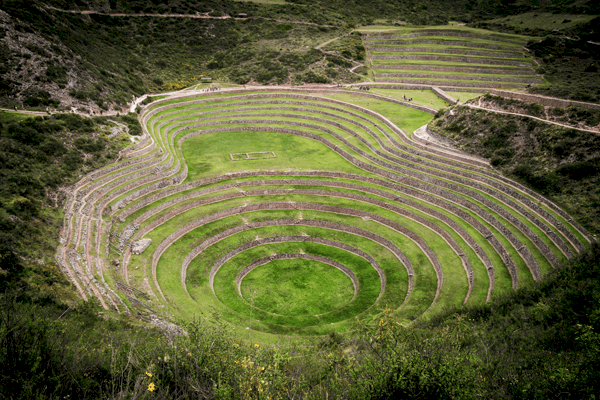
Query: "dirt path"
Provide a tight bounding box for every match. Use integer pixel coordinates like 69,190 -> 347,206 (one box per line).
44,5 -> 336,27
0,108 -> 47,116
463,103 -> 600,134
315,30 -> 353,49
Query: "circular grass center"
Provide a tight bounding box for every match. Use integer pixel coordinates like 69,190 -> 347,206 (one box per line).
240,258 -> 355,316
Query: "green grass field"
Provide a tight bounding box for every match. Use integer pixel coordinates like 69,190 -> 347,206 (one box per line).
240,258 -> 356,316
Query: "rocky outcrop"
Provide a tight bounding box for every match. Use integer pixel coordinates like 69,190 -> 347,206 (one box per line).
131,238 -> 152,255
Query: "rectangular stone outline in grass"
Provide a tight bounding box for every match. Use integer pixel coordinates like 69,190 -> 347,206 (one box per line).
230,151 -> 277,161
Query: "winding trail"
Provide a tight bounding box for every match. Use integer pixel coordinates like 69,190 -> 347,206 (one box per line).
466,100 -> 600,134
43,5 -> 336,27
316,30 -> 353,49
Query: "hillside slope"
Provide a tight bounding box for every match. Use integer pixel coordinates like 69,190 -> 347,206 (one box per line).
429,97 -> 600,234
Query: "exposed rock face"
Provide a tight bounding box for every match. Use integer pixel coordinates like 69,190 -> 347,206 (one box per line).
118,223 -> 139,251
131,238 -> 152,255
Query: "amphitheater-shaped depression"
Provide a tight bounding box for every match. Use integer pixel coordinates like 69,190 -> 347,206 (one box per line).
58,88 -> 593,340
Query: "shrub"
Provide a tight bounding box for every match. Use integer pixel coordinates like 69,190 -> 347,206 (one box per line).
512,164 -> 560,194
297,70 -> 329,84
556,161 -> 600,180
325,54 -> 352,68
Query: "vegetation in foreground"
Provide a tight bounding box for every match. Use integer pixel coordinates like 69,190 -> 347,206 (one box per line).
2,242 -> 599,399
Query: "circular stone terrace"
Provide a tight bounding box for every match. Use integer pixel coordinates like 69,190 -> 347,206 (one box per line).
56,86 -> 593,342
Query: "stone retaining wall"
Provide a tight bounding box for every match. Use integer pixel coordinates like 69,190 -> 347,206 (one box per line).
142,88 -> 436,120
165,111 -> 578,256
84,154 -> 174,216
491,89 -> 600,111
179,126 -> 547,277
146,93 -> 486,167
371,64 -> 534,75
366,40 -> 523,51
207,235 -> 388,302
142,90 -> 591,242
375,73 -> 539,84
152,187 -> 475,300
77,152 -> 166,201
128,170 -> 518,289
375,79 -> 528,89
152,178 -> 490,279
86,150 -> 159,184
176,218 -> 413,298
368,47 -> 527,59
176,217 -> 413,295
149,97 -> 485,172
371,55 -> 530,67
98,159 -> 182,218
368,31 -> 525,45
425,123 -> 459,146
431,87 -> 458,104
441,87 -> 489,93
176,118 -> 573,258
151,202 -> 446,298
142,96 -> 592,248
125,171 -> 511,287
124,140 -> 157,159
363,84 -> 489,95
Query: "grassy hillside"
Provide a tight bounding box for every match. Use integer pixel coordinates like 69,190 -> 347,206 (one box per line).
1,1 -> 599,111
0,111 -> 134,301
471,15 -> 600,103
429,97 -> 600,235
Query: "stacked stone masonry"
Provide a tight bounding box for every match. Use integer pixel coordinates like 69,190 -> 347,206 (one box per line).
374,73 -> 540,84
368,47 -> 527,59
370,55 -> 530,67
375,79 -> 528,89
144,90 -> 584,244
371,64 -> 535,75
164,111 -> 579,258
367,31 -> 526,45
178,122 -> 573,263
366,40 -> 525,51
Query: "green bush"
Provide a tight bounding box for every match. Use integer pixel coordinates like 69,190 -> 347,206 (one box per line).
555,160 -> 600,180
511,164 -> 560,194
297,70 -> 329,84
326,54 -> 352,68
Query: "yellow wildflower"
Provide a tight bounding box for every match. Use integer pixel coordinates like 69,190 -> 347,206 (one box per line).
148,382 -> 155,392
146,371 -> 153,377
254,344 -> 259,348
